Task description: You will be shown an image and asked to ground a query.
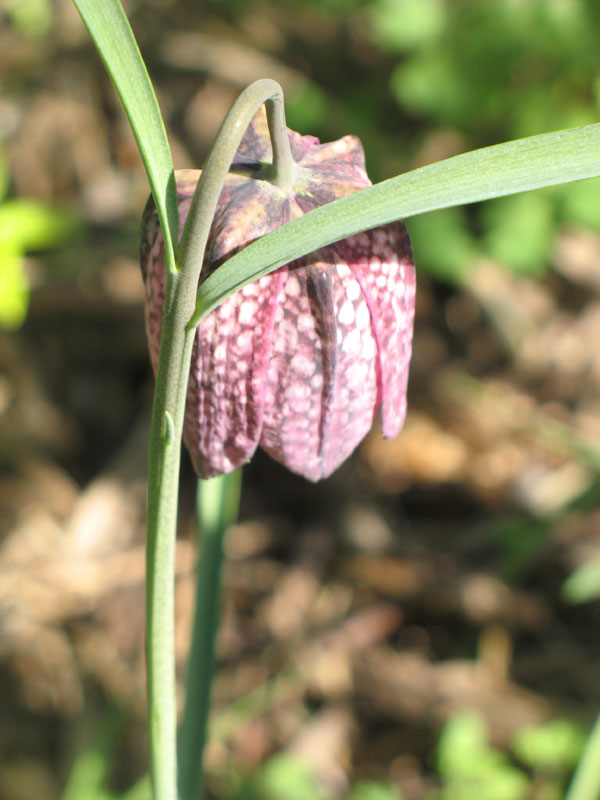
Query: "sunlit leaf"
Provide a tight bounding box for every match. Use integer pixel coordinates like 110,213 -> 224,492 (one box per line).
194,124 -> 600,322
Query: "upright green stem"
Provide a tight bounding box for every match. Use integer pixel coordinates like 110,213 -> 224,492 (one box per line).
178,471 -> 242,800
145,79 -> 294,800
146,276 -> 197,800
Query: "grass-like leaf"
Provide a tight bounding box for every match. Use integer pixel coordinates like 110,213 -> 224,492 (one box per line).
193,122 -> 600,322
73,0 -> 178,272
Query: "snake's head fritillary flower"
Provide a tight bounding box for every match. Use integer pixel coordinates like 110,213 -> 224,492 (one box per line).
141,109 -> 415,482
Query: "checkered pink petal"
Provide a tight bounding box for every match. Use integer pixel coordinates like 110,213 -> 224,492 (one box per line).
141,109 -> 416,481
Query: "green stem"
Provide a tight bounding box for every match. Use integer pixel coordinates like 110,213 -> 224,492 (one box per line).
146,280 -> 196,800
178,471 -> 242,800
265,93 -> 296,189
145,79 -> 293,800
565,715 -> 600,800
179,78 -> 295,295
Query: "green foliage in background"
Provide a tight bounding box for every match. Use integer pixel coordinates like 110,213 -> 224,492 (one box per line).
365,0 -> 600,280
430,712 -> 587,800
433,712 -> 529,800
5,0 -> 53,37
283,0 -> 600,282
513,718 -> 587,776
62,710 -> 592,800
228,755 -> 329,800
0,145 -> 80,329
348,782 -> 404,800
562,556 -> 600,604
60,711 -> 150,800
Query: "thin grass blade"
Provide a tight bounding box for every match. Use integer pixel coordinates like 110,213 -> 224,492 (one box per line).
73,0 -> 178,271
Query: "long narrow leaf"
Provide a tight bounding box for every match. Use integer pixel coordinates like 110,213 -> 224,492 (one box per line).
73,0 -> 178,270
194,123 -> 600,321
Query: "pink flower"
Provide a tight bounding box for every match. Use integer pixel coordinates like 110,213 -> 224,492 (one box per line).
141,110 -> 415,482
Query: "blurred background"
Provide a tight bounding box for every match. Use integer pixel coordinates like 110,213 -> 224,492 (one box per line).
2,0 -> 600,798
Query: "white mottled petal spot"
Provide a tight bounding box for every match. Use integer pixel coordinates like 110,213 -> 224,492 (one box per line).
280,318 -> 299,349
290,353 -> 316,378
217,318 -> 235,337
362,335 -> 377,361
345,279 -> 361,301
285,275 -> 301,297
219,301 -> 234,320
349,360 -> 369,383
238,299 -> 258,325
289,380 -> 310,399
341,328 -> 361,354
290,395 -> 309,414
355,302 -> 371,330
338,299 -> 355,326
236,330 -> 253,353
297,313 -> 314,332
233,432 -> 250,450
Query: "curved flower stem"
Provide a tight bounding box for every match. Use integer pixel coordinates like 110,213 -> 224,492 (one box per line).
179,78 -> 295,304
145,79 -> 293,800
178,471 -> 242,800
265,93 -> 296,190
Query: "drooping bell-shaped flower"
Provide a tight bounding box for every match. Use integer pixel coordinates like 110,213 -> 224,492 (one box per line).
141,109 -> 415,482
